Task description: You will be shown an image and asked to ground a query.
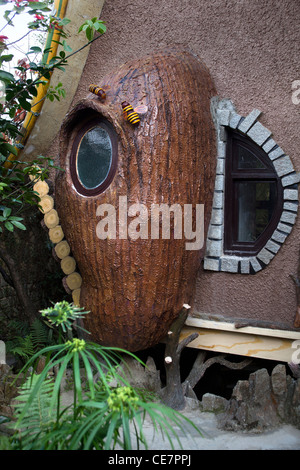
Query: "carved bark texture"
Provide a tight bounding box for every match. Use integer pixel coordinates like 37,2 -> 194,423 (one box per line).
55,47 -> 217,351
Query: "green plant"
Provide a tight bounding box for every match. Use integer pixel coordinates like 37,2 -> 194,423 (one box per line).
4,302 -> 203,450
5,316 -> 54,365
0,3 -> 106,234
40,300 -> 89,337
6,334 -> 35,362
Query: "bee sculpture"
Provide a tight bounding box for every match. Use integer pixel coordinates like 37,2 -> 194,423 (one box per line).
121,101 -> 148,126
89,84 -> 110,101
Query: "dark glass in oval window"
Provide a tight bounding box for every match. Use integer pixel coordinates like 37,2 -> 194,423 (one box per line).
76,126 -> 112,189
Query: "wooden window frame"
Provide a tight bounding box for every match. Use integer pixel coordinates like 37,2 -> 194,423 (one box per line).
70,116 -> 118,197
224,129 -> 283,256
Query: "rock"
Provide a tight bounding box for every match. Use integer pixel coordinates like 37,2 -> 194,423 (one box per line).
291,379 -> 300,427
200,393 -> 228,413
0,405 -> 13,418
249,368 -> 272,405
271,364 -> 287,397
271,364 -> 287,419
231,379 -> 250,402
288,362 -> 300,378
292,379 -> 300,407
183,397 -> 201,412
109,356 -> 162,392
35,356 -> 47,374
0,364 -> 11,380
219,367 -> 282,433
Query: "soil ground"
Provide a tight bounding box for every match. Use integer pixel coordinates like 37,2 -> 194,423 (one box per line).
140,405 -> 300,450
61,391 -> 300,451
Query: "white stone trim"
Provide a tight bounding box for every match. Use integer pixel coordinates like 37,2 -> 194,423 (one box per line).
204,98 -> 299,274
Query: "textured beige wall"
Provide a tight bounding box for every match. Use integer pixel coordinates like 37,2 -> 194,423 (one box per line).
22,0 -> 105,161
61,0 -> 300,329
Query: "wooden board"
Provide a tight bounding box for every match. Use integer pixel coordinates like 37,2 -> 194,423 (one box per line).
180,317 -> 300,362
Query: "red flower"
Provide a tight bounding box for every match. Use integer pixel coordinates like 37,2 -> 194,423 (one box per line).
34,14 -> 45,20
49,19 -> 63,31
0,36 -> 8,43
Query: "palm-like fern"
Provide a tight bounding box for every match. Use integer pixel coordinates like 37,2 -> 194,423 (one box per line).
7,335 -> 35,362
11,374 -> 58,450
30,318 -> 53,350
6,318 -> 53,364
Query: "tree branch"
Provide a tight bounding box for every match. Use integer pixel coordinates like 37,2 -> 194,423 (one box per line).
183,353 -> 252,390
0,245 -> 37,323
0,261 -> 14,287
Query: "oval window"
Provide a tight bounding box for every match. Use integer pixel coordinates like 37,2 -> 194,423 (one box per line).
70,118 -> 117,196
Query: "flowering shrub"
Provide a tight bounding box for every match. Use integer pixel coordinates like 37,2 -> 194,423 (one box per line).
0,0 -> 106,234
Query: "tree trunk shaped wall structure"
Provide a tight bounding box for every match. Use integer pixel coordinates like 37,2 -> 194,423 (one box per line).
55,47 -> 217,351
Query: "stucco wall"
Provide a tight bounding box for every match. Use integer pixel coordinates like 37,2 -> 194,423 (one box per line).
61,0 -> 300,329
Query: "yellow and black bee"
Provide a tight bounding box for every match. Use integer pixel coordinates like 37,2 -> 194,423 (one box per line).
121,101 -> 148,126
89,84 -> 109,101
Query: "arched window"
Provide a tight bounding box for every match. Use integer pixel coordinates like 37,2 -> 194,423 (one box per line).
203,101 -> 299,274
70,117 -> 118,196
224,130 -> 283,256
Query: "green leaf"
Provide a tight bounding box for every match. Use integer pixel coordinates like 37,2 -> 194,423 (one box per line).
4,221 -> 14,232
78,23 -> 88,33
54,65 -> 65,72
27,2 -> 50,11
0,70 -> 15,83
94,22 -> 106,34
28,46 -> 42,54
27,85 -> 38,97
85,27 -> 93,41
19,98 -> 32,112
59,18 -> 71,26
62,40 -> 72,52
0,142 -> 18,156
11,220 -> 26,230
8,107 -> 16,119
0,54 -> 14,63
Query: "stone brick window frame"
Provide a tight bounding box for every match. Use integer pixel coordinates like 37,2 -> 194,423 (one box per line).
204,98 -> 300,274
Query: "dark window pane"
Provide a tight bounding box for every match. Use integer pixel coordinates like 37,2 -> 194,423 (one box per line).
76,126 -> 112,189
237,181 -> 277,242
237,145 -> 266,169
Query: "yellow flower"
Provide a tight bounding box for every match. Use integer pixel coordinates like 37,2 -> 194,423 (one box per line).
107,386 -> 139,413
66,338 -> 86,352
